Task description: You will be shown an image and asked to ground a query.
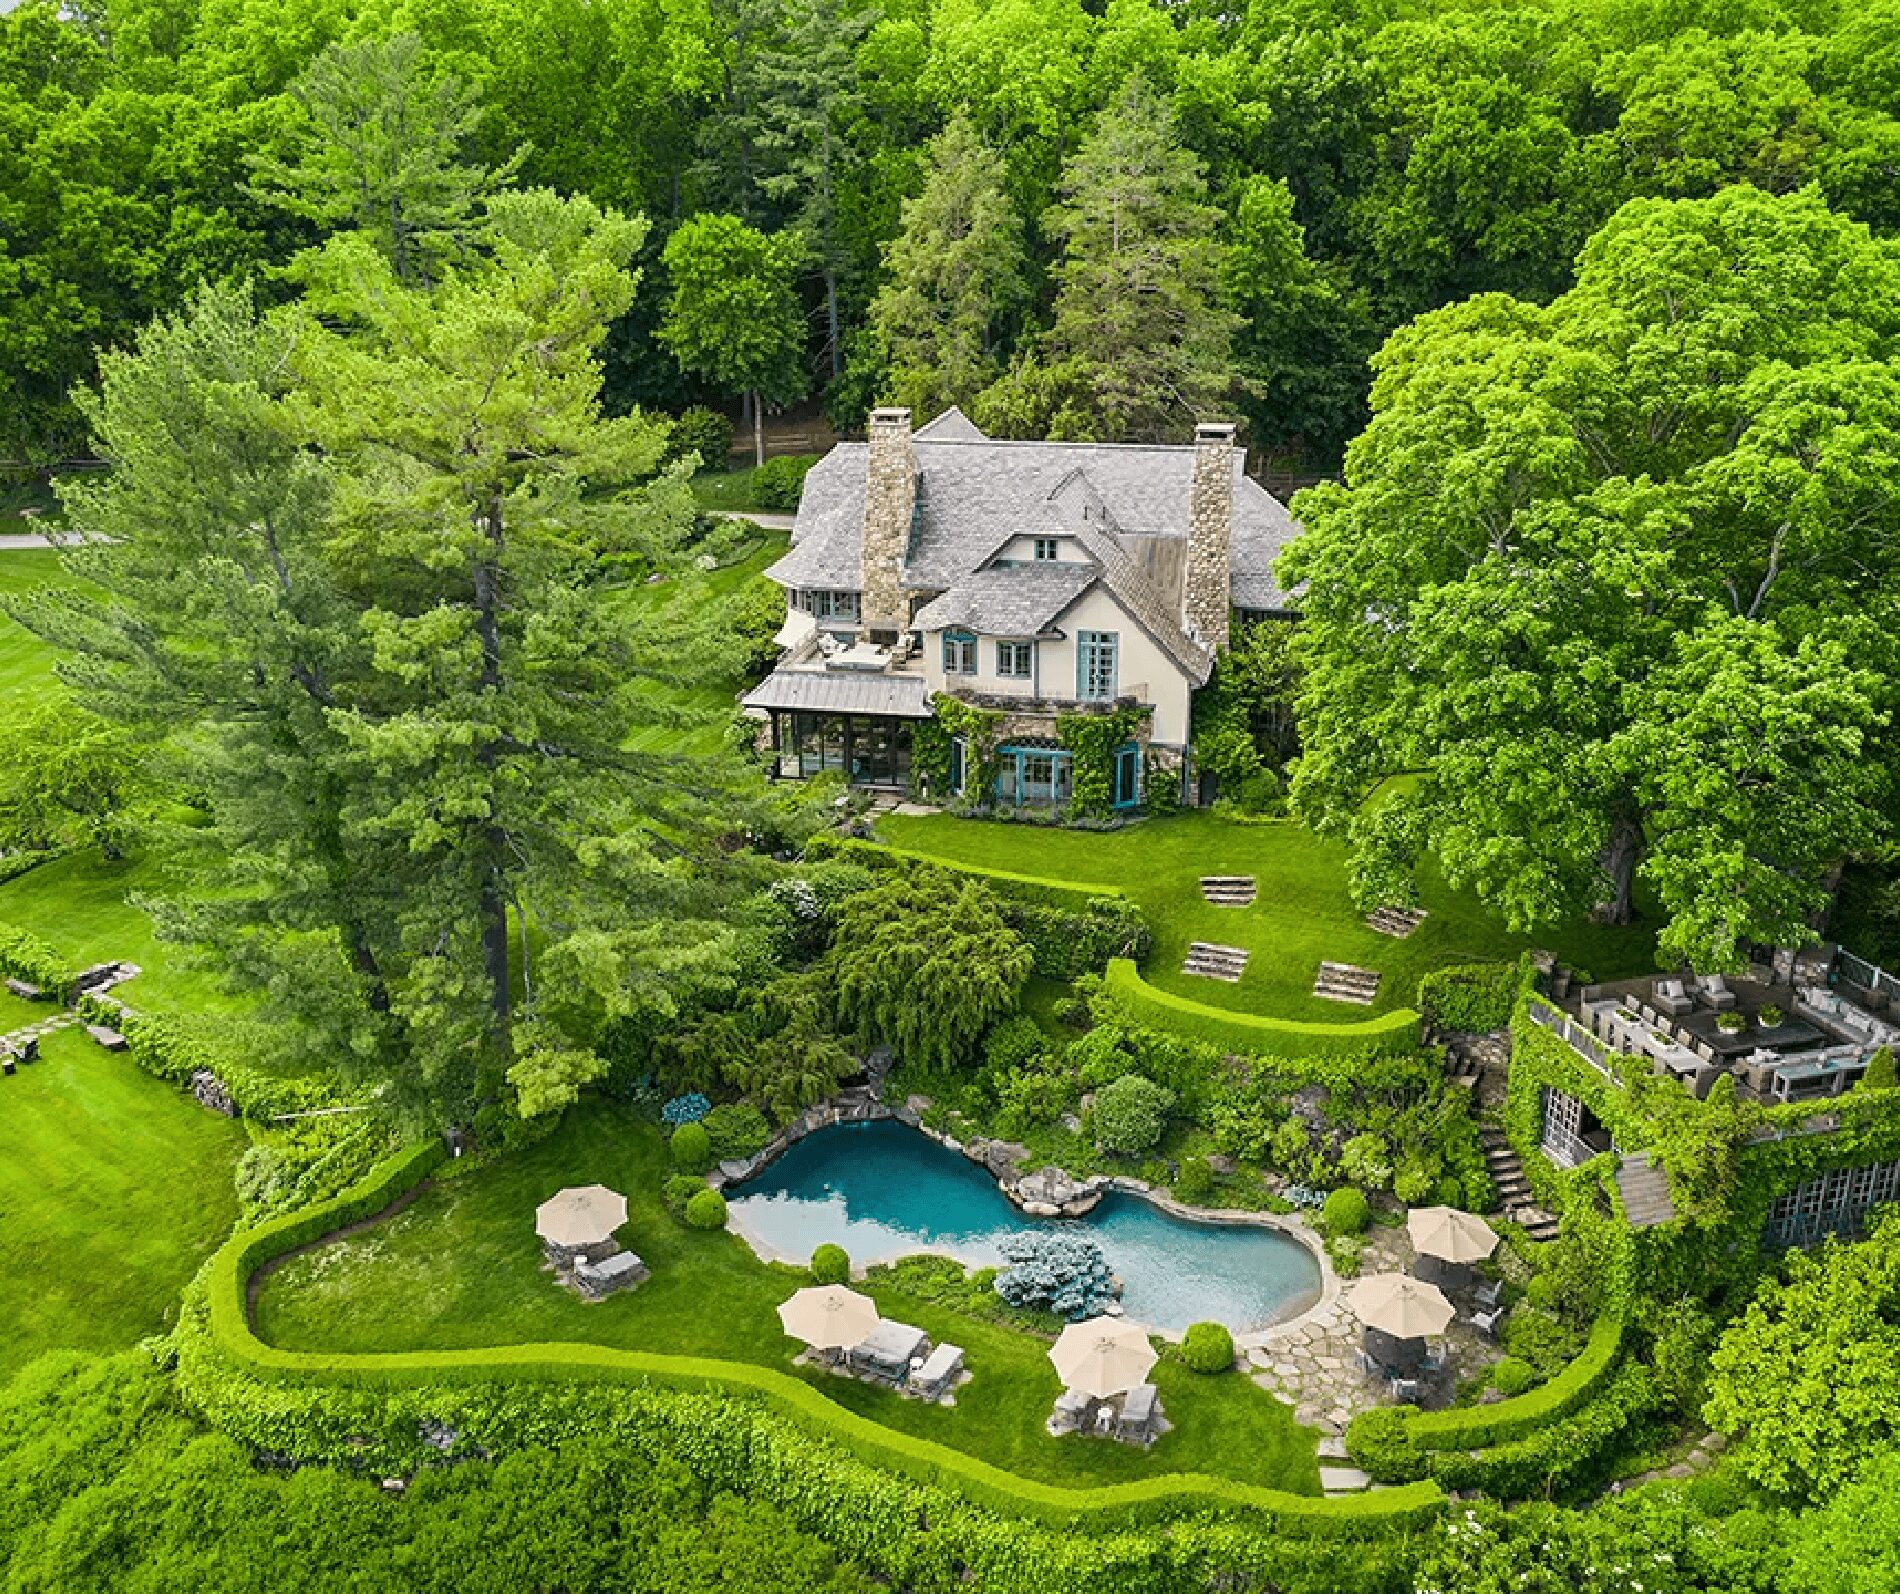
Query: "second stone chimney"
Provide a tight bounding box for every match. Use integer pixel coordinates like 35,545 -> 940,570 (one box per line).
1184,421 -> 1236,650
861,406 -> 915,639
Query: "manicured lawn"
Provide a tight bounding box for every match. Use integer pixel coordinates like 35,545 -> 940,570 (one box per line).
877,810 -> 1657,1023
0,548 -> 72,704
615,533 -> 788,759
0,1025 -> 245,1381
256,1100 -> 1320,1494
690,462 -> 817,515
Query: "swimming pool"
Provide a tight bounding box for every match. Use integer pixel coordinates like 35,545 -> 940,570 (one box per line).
726,1121 -> 1322,1334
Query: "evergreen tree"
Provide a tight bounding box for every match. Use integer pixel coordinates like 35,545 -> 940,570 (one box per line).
975,72 -> 1239,443
247,32 -> 511,288
869,112 -> 1028,420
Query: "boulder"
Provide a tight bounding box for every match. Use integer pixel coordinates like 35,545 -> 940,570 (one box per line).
984,1141 -> 1030,1176
189,1069 -> 237,1117
1023,1200 -> 1061,1217
1207,1154 -> 1236,1177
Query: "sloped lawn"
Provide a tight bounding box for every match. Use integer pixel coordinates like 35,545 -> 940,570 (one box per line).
876,810 -> 1657,1024
255,1099 -> 1320,1494
0,1026 -> 244,1381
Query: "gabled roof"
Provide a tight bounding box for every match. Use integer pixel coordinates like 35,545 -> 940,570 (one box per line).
765,413 -> 1304,623
913,563 -> 1099,637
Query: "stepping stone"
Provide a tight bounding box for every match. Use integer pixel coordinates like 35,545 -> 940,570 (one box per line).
1364,905 -> 1428,939
1183,942 -> 1250,982
1314,961 -> 1381,1005
1200,875 -> 1257,906
1319,1465 -> 1371,1494
86,1025 -> 127,1052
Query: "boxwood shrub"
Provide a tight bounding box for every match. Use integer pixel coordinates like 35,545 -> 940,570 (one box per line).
685,1188 -> 729,1229
1179,1323 -> 1234,1373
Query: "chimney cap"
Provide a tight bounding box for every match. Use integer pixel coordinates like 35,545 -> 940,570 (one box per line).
1194,420 -> 1238,444
869,406 -> 913,427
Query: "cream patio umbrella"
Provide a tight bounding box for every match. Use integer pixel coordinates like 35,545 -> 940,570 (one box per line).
1048,1317 -> 1158,1399
1406,1207 -> 1498,1266
777,1285 -> 880,1352
1346,1273 -> 1456,1338
535,1185 -> 628,1250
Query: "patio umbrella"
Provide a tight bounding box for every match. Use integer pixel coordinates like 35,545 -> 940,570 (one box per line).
1345,1274 -> 1455,1339
1048,1317 -> 1157,1399
534,1184 -> 628,1249
1406,1206 -> 1498,1266
777,1285 -> 880,1351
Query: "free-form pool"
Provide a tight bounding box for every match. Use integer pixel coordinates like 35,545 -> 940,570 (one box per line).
726,1121 -> 1322,1334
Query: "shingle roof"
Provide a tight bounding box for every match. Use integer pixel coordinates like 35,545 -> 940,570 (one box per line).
912,563 -> 1099,637
769,414 -> 1303,625
739,668 -> 933,718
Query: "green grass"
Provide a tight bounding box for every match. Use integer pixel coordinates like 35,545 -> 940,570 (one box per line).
690,462 -> 816,515
615,533 -> 788,758
0,1025 -> 244,1381
0,548 -> 72,703
256,1099 -> 1319,1494
877,810 -> 1657,1023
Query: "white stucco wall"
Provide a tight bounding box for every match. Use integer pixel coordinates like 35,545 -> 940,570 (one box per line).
918,585 -> 1194,745
990,534 -> 1089,564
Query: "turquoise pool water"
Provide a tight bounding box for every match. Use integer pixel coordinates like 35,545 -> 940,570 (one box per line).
726,1121 -> 1322,1334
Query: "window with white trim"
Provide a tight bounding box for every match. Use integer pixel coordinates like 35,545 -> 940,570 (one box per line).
996,640 -> 1032,678
942,630 -> 977,674
1032,537 -> 1059,561
1076,630 -> 1118,700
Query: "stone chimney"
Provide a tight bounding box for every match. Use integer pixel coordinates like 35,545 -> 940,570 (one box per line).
1184,421 -> 1236,650
861,406 -> 914,638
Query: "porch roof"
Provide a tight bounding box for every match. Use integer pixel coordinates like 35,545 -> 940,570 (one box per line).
740,669 -> 933,719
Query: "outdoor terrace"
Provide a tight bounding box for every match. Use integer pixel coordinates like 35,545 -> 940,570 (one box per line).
1537,947 -> 1900,1107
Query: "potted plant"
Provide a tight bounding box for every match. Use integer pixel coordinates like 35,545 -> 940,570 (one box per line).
1716,1011 -> 1747,1035
1758,1004 -> 1785,1029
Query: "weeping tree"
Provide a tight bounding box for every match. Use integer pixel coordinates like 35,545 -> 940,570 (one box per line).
19,191 -> 769,1121
827,870 -> 1031,1068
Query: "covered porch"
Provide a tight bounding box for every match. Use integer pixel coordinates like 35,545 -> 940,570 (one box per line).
741,669 -> 931,790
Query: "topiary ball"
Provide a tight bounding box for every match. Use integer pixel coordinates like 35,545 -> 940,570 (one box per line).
1321,1185 -> 1371,1237
684,1188 -> 728,1230
810,1242 -> 850,1284
1180,1321 -> 1234,1373
671,1119 -> 713,1173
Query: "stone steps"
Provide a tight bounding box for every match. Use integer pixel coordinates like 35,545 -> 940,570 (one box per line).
1365,905 -> 1428,939
1314,961 -> 1381,1005
1200,875 -> 1257,906
1481,1129 -> 1560,1240
1183,942 -> 1250,982
1319,1463 -> 1372,1495
1615,1151 -> 1678,1229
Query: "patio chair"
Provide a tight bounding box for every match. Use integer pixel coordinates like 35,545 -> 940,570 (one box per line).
1472,1277 -> 1503,1310
1469,1306 -> 1505,1338
1697,974 -> 1737,1012
1115,1383 -> 1160,1444
1389,1376 -> 1420,1403
1653,978 -> 1694,1017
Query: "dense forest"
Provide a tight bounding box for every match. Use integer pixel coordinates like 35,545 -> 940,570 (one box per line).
6,0 -> 1900,468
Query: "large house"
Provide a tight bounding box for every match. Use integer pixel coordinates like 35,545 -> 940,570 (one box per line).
740,405 -> 1301,807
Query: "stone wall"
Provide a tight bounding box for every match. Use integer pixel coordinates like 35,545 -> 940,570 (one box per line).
1184,421 -> 1235,651
860,406 -> 914,637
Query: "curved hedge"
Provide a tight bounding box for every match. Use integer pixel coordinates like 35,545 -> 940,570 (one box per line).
810,833 -> 1125,906
207,1145 -> 1443,1538
1407,1311 -> 1624,1448
1101,960 -> 1422,1058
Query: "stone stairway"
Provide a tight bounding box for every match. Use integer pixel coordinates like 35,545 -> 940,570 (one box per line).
1313,961 -> 1381,1005
1614,1151 -> 1678,1229
1200,875 -> 1257,906
1481,1127 -> 1559,1241
1364,905 -> 1428,938
1182,942 -> 1250,982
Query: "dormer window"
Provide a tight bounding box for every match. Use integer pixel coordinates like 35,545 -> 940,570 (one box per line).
1033,538 -> 1059,561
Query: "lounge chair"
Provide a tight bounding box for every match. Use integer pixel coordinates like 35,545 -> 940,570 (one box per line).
1653,978 -> 1694,1017
908,1342 -> 964,1402
850,1320 -> 929,1383
1050,1387 -> 1093,1435
1115,1383 -> 1160,1444
1697,974 -> 1737,1012
574,1250 -> 647,1298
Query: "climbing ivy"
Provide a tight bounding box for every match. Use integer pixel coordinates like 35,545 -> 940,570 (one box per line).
912,698 -> 1004,803
1056,706 -> 1147,819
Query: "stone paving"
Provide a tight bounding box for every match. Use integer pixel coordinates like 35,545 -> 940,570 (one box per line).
1238,1221 -> 1505,1440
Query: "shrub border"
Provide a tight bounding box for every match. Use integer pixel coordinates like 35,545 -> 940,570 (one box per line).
1100,960 -> 1422,1058
208,1144 -> 1444,1536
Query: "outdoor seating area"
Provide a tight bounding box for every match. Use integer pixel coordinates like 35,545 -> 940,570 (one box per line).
778,1285 -> 969,1405
1567,958 -> 1899,1104
1341,1207 -> 1504,1408
1045,1317 -> 1166,1445
535,1185 -> 647,1298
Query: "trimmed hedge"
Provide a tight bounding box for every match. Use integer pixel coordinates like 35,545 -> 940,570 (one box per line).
809,835 -> 1123,907
1100,961 -> 1422,1058
197,1146 -> 1444,1540
78,998 -> 333,1122
1416,960 -> 1520,1033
